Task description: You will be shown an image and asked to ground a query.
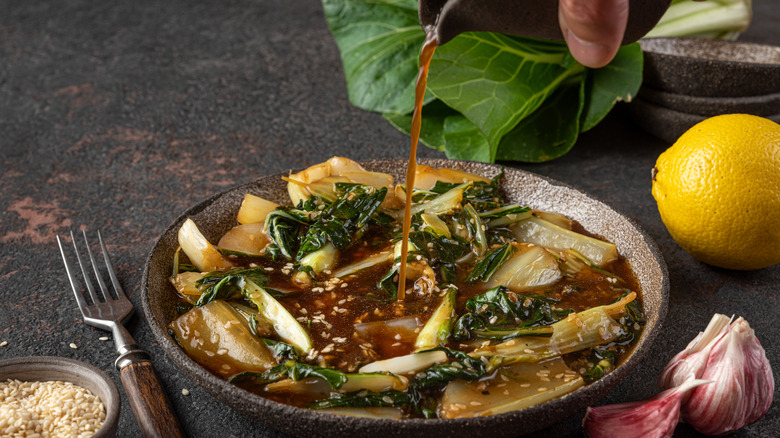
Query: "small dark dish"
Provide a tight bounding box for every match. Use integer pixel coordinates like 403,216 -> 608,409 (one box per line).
638,88 -> 780,118
142,159 -> 669,438
625,97 -> 780,143
641,38 -> 780,98
0,356 -> 120,438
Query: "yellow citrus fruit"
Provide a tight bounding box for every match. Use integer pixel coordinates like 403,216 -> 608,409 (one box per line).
651,114 -> 780,270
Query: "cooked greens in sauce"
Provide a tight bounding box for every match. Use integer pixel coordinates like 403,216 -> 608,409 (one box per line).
168,157 -> 643,419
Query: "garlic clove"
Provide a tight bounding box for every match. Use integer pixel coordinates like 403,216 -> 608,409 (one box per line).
659,313 -> 731,393
681,317 -> 775,436
583,379 -> 710,438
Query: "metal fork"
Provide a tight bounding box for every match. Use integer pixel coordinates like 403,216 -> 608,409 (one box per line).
58,229 -> 185,438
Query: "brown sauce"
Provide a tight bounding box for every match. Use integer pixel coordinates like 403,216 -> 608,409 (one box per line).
397,30 -> 439,301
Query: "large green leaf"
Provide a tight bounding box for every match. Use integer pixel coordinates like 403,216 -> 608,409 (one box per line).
580,43 -> 643,132
384,99 -> 456,151
442,115 -> 492,162
321,0 -> 430,114
385,101 -> 491,162
496,80 -> 584,163
428,33 -> 585,161
321,0 -> 644,163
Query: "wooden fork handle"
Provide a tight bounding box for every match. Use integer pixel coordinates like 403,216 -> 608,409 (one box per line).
120,359 -> 186,438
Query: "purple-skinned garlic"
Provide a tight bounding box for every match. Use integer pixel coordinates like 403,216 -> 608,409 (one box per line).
658,313 -> 731,394
678,316 -> 775,436
582,379 -> 711,438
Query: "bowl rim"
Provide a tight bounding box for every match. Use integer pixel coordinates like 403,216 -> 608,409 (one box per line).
141,159 -> 670,437
0,355 -> 121,438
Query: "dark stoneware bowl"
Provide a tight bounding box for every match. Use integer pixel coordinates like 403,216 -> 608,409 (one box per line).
639,87 -> 780,118
0,356 -> 121,438
142,159 -> 669,438
640,38 -> 780,98
625,97 -> 780,144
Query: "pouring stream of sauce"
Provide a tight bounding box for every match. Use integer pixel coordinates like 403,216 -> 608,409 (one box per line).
397,30 -> 438,301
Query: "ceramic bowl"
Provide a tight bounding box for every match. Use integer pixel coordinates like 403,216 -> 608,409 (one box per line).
640,38 -> 780,98
625,97 -> 780,144
0,356 -> 121,438
141,159 -> 669,438
638,87 -> 780,118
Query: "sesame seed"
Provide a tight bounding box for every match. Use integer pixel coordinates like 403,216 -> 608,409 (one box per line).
98,337 -> 110,341
537,387 -> 548,392
0,379 -> 107,434
69,343 -> 78,349
0,341 -> 7,347
181,388 -> 190,396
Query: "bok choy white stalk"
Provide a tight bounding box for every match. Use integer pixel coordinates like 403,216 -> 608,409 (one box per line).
644,0 -> 752,40
414,285 -> 458,351
472,293 -> 636,366
178,218 -> 233,272
243,279 -> 313,354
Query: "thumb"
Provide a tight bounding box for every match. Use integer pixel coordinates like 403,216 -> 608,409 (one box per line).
559,0 -> 629,68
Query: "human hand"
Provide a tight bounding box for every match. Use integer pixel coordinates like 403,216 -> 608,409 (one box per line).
559,0 -> 629,68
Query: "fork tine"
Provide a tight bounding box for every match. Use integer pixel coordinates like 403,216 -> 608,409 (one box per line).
57,234 -> 90,315
70,229 -> 102,305
98,230 -> 127,300
82,229 -> 112,301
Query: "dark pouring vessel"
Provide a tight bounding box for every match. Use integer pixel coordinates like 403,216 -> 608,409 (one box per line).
419,0 -> 672,46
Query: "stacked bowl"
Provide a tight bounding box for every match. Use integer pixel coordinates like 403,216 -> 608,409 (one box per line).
628,38 -> 780,143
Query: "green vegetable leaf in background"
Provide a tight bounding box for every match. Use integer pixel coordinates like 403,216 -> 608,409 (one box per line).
495,79 -> 584,162
384,99 -> 451,151
428,33 -> 585,162
321,0 -> 643,163
321,0 -> 428,114
579,43 -> 643,132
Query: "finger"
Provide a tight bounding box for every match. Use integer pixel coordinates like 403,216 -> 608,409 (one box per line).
558,0 -> 629,68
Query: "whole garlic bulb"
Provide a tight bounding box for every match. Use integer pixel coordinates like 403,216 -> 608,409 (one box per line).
661,314 -> 775,436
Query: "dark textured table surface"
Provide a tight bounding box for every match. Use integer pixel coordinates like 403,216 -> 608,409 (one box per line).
1,1 -> 778,437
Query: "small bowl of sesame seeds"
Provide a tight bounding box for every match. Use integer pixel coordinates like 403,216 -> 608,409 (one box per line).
0,356 -> 120,438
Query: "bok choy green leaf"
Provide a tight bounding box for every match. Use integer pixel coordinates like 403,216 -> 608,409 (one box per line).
320,0 -> 642,163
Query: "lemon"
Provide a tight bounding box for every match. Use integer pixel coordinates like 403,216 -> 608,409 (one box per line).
651,114 -> 780,270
